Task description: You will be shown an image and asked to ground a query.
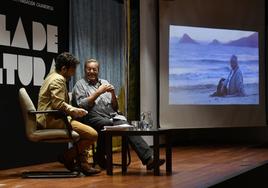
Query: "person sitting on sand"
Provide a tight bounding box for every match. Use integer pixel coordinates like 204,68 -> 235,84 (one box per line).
224,55 -> 245,96
211,55 -> 245,97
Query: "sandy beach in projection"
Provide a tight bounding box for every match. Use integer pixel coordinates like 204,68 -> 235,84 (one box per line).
168,25 -> 259,105
169,83 -> 259,105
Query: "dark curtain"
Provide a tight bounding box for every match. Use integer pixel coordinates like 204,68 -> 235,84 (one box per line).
69,0 -> 126,96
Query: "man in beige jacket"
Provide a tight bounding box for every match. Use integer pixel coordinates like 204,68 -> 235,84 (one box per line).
37,52 -> 100,175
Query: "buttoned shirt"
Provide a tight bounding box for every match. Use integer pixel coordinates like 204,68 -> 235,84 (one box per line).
72,78 -> 115,118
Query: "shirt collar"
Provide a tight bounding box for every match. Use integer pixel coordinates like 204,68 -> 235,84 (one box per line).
85,77 -> 100,86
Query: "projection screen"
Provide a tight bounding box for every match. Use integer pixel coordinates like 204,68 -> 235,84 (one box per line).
159,0 -> 266,128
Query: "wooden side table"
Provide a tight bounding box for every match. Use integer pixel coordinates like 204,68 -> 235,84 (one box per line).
102,128 -> 172,176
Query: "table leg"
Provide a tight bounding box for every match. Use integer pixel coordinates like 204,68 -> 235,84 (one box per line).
105,133 -> 113,175
165,133 -> 172,174
153,134 -> 160,176
121,135 -> 128,174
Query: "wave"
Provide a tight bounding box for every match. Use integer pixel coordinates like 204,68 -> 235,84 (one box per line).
170,69 -> 257,79
169,83 -> 258,91
169,72 -> 259,88
170,59 -> 227,64
170,84 -> 216,91
170,66 -> 258,81
169,68 -> 230,80
187,59 -> 227,63
169,43 -> 259,64
170,59 -> 258,65
170,74 -> 215,81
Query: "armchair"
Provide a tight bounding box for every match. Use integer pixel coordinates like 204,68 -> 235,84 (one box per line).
18,88 -> 81,178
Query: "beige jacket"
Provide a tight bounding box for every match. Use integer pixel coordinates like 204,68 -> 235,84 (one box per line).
37,71 -> 73,129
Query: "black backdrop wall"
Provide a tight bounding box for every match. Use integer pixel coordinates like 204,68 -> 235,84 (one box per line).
0,0 -> 69,169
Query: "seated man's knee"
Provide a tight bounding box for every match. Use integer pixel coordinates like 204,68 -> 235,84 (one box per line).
83,126 -> 98,142
90,129 -> 98,141
71,120 -> 98,141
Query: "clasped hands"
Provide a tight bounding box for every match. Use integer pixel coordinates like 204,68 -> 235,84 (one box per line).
70,83 -> 115,118
98,83 -> 115,94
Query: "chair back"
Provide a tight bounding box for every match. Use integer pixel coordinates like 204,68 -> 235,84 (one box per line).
18,88 -> 38,141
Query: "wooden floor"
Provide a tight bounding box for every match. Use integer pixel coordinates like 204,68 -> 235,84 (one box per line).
1,144 -> 268,188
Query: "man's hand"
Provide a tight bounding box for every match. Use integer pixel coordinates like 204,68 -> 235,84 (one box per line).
106,84 -> 115,93
70,107 -> 88,118
98,84 -> 115,94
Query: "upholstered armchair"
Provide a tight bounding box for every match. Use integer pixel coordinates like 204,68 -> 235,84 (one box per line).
18,88 -> 81,178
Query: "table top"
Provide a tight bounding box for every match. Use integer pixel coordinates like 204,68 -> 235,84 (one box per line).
101,127 -> 173,135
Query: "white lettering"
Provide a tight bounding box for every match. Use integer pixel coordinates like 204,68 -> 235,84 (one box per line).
0,53 -> 55,86
0,14 -> 10,46
0,14 -> 58,53
3,53 -> 17,85
18,55 -> 32,86
47,25 -> 58,53
11,17 -> 29,49
0,69 -> 2,84
0,14 -> 59,86
36,2 -> 54,11
32,22 -> 46,51
33,57 -> 46,86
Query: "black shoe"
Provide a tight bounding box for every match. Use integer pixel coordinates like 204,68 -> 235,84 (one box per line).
80,163 -> 101,176
82,167 -> 101,176
146,157 -> 165,170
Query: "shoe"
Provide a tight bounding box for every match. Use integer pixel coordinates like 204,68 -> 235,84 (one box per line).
81,167 -> 101,176
146,157 -> 165,170
80,152 -> 101,176
80,162 -> 101,176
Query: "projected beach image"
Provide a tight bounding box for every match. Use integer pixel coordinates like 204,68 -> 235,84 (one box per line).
169,25 -> 259,105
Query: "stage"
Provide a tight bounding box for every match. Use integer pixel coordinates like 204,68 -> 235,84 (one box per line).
1,144 -> 268,187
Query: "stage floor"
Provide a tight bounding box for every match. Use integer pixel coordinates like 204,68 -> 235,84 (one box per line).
1,144 -> 268,188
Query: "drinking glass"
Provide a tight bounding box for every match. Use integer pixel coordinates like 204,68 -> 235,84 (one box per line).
131,120 -> 141,130
140,111 -> 153,130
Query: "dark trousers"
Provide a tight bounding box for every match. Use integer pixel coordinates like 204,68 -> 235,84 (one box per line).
82,112 -> 153,165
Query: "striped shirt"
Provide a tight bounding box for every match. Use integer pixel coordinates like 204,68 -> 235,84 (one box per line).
72,78 -> 115,118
